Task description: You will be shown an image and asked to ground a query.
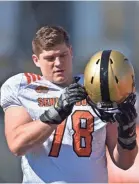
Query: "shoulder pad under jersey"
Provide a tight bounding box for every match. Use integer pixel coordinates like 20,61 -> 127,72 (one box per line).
0,72 -> 41,111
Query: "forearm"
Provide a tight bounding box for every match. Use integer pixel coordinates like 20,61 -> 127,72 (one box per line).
106,121 -> 138,170
5,83 -> 87,156
8,119 -> 57,156
113,142 -> 138,170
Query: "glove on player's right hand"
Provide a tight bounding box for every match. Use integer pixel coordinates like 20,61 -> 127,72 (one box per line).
40,83 -> 87,124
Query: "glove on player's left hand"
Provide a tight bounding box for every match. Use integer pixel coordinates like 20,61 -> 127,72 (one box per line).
114,94 -> 137,150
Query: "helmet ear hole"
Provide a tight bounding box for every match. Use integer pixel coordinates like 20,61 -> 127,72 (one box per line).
124,58 -> 128,62
110,59 -> 113,64
91,76 -> 94,84
96,59 -> 100,64
115,76 -> 119,84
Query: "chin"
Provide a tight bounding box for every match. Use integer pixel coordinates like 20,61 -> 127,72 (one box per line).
54,77 -> 66,84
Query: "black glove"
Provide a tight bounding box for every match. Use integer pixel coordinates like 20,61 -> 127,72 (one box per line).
87,93 -> 137,150
40,83 -> 87,124
113,96 -> 137,150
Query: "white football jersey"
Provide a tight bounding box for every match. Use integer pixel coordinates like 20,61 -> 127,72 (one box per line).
0,73 -> 108,183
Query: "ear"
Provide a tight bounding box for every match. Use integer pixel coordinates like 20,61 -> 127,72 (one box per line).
32,54 -> 40,67
69,45 -> 73,58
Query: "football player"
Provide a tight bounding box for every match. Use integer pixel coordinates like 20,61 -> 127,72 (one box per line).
0,26 -> 138,183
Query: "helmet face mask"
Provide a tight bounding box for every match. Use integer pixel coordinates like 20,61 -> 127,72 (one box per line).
87,93 -> 136,123
84,50 -> 136,123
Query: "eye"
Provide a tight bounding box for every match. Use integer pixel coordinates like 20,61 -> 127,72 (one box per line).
60,53 -> 68,58
46,57 -> 55,62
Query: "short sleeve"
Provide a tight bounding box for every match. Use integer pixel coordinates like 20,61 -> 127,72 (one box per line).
0,74 -> 23,111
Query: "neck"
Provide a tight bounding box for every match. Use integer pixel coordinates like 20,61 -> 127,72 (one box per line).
42,75 -> 75,87
56,77 -> 74,88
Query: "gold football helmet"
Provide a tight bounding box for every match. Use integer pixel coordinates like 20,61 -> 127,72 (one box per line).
84,50 -> 136,122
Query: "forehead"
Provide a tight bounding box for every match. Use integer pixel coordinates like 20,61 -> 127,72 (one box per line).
40,43 -> 70,56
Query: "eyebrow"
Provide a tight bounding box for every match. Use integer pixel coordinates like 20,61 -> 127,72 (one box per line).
43,51 -> 68,58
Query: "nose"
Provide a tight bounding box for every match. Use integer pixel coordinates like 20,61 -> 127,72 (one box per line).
54,57 -> 62,66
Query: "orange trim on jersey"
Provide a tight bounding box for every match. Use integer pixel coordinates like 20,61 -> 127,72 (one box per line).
24,73 -> 32,84
36,74 -> 41,80
30,73 -> 37,82
24,73 -> 41,84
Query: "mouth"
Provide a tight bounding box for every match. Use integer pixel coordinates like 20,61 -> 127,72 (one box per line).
54,70 -> 64,73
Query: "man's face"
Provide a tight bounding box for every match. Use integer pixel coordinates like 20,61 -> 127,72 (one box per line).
32,43 -> 73,86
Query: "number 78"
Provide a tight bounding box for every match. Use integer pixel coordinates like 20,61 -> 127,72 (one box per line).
49,110 -> 94,157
